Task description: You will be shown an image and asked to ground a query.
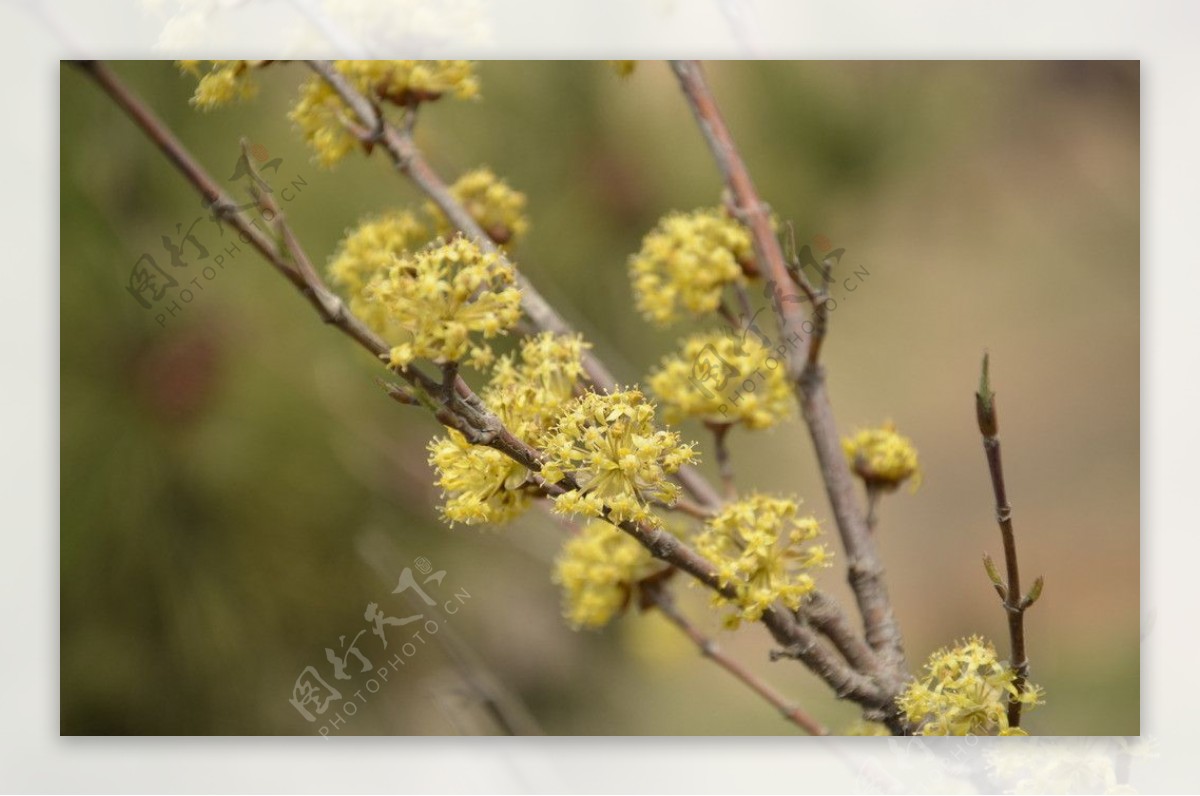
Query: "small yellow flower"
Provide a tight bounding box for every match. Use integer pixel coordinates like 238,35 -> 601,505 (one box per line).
541,389 -> 698,529
179,60 -> 264,109
427,332 -> 590,527
629,208 -> 755,326
290,60 -> 480,167
328,209 -> 430,339
608,60 -> 637,77
552,521 -> 662,629
363,236 -> 522,369
897,636 -> 1044,736
694,493 -> 831,627
842,422 -> 922,492
648,330 -> 794,430
427,168 -> 530,247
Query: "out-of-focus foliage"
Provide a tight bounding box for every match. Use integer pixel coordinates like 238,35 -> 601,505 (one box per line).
60,61 -> 1139,735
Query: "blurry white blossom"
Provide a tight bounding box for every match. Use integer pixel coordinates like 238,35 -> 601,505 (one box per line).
145,0 -> 490,54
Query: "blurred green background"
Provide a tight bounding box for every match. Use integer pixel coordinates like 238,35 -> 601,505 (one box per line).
60,61 -> 1139,735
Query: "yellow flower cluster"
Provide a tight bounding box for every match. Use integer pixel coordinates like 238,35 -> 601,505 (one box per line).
363,236 -> 521,369
328,170 -> 530,336
629,208 -> 754,325
486,332 -> 590,435
427,437 -> 531,526
648,331 -> 793,430
897,636 -> 1044,736
541,389 -> 698,529
290,60 -> 479,167
429,168 -> 530,247
842,422 -> 922,492
178,60 -> 264,109
327,209 -> 429,338
428,333 -> 589,526
695,494 -> 831,627
552,520 -> 661,629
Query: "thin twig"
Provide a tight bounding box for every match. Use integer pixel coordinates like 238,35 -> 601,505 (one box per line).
705,421 -> 737,500
241,138 -> 324,291
641,580 -> 828,736
782,224 -> 832,369
716,300 -> 740,330
805,271 -> 833,370
670,497 -> 717,521
81,60 -> 893,715
731,279 -> 755,323
865,486 -> 881,533
975,353 -> 1041,730
670,60 -> 908,690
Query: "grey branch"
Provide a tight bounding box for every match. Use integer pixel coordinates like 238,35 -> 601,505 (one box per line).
670,61 -> 910,707
81,59 -> 894,717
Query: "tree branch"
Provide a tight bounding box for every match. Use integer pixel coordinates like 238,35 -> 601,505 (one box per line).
705,420 -> 737,500
81,59 -> 895,717
670,60 -> 908,688
975,353 -> 1042,729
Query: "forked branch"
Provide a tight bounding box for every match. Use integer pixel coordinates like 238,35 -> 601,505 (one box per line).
80,59 -> 896,719
976,352 -> 1043,729
670,60 -> 908,690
